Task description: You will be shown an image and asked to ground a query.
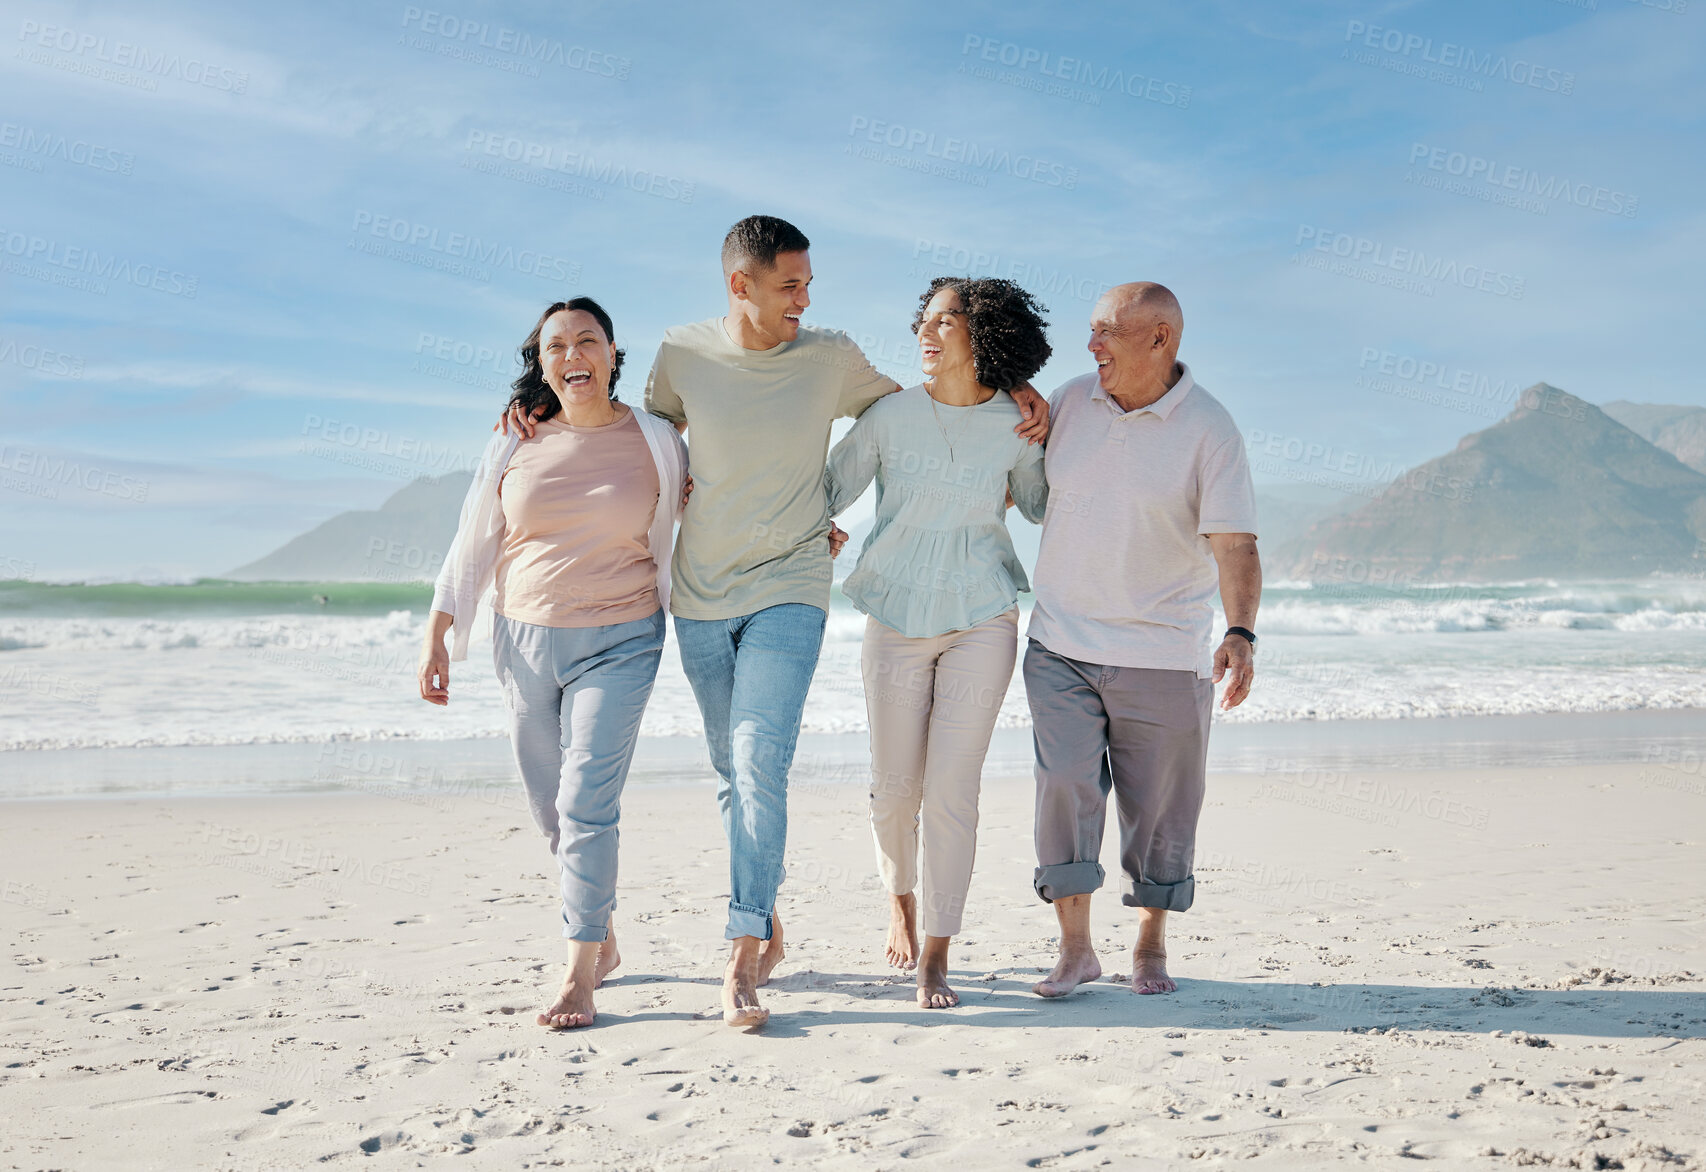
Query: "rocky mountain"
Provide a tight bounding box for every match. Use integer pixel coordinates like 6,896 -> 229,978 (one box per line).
228,473 -> 470,582
1254,486 -> 1364,550
841,488 -> 1353,581
1278,384 -> 1706,581
233,389 -> 1706,585
1603,401 -> 1706,476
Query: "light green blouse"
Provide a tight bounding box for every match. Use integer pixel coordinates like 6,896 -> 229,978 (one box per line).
824,384 -> 1048,639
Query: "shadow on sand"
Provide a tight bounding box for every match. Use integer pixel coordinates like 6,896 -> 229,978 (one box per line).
595,969 -> 1706,1041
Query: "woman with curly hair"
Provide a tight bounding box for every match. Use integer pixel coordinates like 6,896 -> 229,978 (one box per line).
418,297 -> 687,1030
825,277 -> 1051,1008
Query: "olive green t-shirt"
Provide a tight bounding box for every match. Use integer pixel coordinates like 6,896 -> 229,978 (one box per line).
643,317 -> 896,620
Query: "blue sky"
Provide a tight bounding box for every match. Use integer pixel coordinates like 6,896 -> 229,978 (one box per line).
2,0 -> 1701,580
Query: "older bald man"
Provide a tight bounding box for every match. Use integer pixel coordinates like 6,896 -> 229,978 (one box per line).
1025,283 -> 1262,998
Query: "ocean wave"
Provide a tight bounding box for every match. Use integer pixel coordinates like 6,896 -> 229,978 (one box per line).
0,611 -> 423,653
1258,592 -> 1706,636
5,649 -> 1704,751
4,584 -> 1706,753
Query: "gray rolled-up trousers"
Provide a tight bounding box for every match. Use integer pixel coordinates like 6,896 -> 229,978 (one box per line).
1023,638 -> 1212,911
493,609 -> 664,942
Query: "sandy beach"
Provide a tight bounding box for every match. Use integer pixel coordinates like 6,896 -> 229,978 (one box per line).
3,759 -> 1703,1170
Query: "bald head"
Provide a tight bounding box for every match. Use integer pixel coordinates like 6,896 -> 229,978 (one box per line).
1106,282 -> 1183,339
1088,282 -> 1186,408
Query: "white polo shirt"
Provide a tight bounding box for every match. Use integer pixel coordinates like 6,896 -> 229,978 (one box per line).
1028,363 -> 1258,677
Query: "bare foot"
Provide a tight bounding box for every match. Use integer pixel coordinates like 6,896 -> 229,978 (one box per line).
722,939 -> 769,1030
594,926 -> 621,989
756,914 -> 785,987
885,893 -> 919,971
916,939 -> 958,1009
1032,946 -> 1102,998
538,954 -> 597,1029
1130,947 -> 1176,995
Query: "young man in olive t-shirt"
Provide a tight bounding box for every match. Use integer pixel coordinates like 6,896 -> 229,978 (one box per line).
516,216 -> 1048,1028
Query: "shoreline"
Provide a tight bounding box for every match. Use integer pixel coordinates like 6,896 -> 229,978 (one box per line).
3,707 -> 1703,802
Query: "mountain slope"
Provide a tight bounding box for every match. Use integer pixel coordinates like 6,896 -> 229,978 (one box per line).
1603,400 -> 1706,475
1278,384 -> 1706,581
228,473 -> 471,582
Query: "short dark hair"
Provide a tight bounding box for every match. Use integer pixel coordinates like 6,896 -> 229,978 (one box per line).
721,215 -> 811,275
509,297 -> 626,423
911,277 -> 1051,392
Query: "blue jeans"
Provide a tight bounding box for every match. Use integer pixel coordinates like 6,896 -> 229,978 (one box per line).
673,603 -> 827,940
493,609 -> 665,942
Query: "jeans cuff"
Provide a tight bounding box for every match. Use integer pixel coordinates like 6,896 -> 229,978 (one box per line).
1033,861 -> 1105,903
562,919 -> 611,942
725,900 -> 773,941
1121,875 -> 1194,911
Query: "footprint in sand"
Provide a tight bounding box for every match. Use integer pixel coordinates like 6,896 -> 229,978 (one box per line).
357,1130 -> 411,1154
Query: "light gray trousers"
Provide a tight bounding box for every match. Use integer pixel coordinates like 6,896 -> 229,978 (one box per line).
493,609 -> 664,941
862,608 -> 1018,938
1023,639 -> 1212,912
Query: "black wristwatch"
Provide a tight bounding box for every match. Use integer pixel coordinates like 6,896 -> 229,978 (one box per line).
1225,626 -> 1257,646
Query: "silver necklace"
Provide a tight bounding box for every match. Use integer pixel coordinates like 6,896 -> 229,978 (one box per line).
926,383 -> 986,463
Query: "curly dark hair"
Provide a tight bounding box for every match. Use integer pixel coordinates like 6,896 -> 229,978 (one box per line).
910,277 -> 1051,392
509,297 -> 626,422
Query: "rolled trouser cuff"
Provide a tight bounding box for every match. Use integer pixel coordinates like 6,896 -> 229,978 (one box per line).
1033,860 -> 1105,903
725,900 -> 773,941
1122,875 -> 1194,912
563,917 -> 611,942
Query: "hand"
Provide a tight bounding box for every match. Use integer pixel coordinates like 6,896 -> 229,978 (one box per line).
418,641 -> 450,706
496,403 -> 545,438
681,474 -> 694,510
828,523 -> 849,559
1212,635 -> 1254,710
1009,382 -> 1050,445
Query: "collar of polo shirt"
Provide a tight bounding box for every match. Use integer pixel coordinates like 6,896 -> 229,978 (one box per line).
1092,361 -> 1197,419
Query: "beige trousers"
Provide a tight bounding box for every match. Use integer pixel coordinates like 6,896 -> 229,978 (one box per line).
861,608 -> 1018,938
